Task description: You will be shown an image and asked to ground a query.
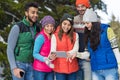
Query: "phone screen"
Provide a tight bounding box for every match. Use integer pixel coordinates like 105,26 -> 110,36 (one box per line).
52,51 -> 67,58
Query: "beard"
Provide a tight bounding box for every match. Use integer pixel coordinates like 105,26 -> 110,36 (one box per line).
28,16 -> 35,24
78,10 -> 86,15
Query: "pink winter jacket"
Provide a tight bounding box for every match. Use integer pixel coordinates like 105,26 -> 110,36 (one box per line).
33,30 -> 52,72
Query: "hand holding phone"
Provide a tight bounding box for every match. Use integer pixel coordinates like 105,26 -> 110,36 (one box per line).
13,68 -> 25,78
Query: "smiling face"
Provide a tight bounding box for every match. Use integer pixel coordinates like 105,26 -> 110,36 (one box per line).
76,4 -> 87,15
44,23 -> 54,34
84,22 -> 92,30
25,7 -> 38,25
61,20 -> 72,33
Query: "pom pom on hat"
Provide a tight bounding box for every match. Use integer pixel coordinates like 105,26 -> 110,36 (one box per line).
60,13 -> 74,25
40,15 -> 55,27
76,0 -> 90,8
83,8 -> 99,22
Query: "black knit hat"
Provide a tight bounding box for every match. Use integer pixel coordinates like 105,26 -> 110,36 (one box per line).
60,13 -> 74,25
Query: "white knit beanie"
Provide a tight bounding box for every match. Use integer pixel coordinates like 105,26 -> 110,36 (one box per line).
83,8 -> 99,22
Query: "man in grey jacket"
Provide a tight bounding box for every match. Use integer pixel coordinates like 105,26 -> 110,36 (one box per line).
73,0 -> 92,80
7,2 -> 39,80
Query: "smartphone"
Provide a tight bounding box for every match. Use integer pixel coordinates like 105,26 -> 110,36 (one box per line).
20,71 -> 24,77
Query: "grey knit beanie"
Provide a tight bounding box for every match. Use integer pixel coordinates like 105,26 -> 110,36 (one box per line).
83,8 -> 99,22
40,15 -> 55,27
60,13 -> 74,25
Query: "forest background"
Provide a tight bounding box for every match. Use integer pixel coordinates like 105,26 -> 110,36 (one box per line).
0,0 -> 120,80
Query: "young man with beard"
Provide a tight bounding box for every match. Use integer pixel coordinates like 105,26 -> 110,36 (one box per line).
7,2 -> 39,80
73,0 -> 92,80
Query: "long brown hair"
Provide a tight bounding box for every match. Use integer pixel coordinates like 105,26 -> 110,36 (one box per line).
58,23 -> 75,43
84,22 -> 101,51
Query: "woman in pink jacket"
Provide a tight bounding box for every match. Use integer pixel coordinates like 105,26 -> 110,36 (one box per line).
33,15 -> 56,80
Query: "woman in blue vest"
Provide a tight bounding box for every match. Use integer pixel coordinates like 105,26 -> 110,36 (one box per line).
83,8 -> 119,80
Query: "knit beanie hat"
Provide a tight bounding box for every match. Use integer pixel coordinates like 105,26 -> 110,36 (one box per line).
60,13 -> 74,25
76,0 -> 90,8
83,8 -> 99,22
40,15 -> 55,27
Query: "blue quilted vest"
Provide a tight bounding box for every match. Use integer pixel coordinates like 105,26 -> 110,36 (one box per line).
88,24 -> 118,71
